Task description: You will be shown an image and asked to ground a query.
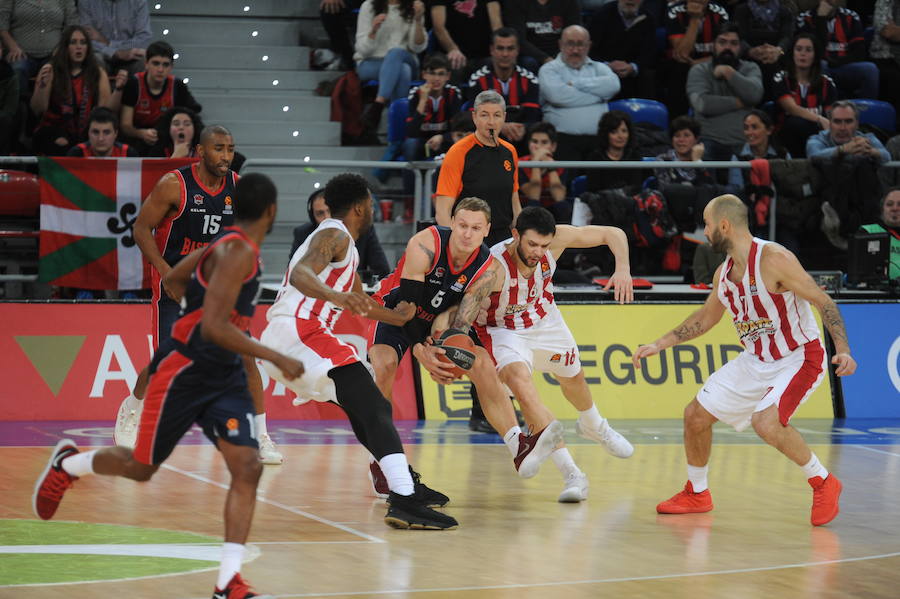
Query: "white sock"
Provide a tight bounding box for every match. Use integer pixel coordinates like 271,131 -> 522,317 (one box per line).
550,447 -> 580,478
216,542 -> 244,590
255,413 -> 268,438
801,453 -> 828,480
577,405 -> 603,431
687,464 -> 709,493
62,450 -> 96,477
378,453 -> 414,496
503,426 -> 522,457
124,393 -> 142,410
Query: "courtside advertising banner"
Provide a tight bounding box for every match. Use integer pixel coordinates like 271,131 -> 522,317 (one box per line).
0,303 -> 418,421
837,303 -> 900,418
420,304 -> 834,420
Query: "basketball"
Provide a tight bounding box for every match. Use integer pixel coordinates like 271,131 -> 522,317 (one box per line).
435,328 -> 476,378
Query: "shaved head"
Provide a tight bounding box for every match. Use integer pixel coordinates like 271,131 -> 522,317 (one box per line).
707,194 -> 749,229
199,124 -> 233,145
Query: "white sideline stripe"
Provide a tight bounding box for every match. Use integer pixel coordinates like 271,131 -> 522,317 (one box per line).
265,551 -> 900,598
0,543 -> 221,561
852,445 -> 900,458
161,463 -> 386,544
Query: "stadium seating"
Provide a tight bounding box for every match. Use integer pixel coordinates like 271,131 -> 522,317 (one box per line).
609,98 -> 669,130
388,98 -> 409,144
853,98 -> 897,134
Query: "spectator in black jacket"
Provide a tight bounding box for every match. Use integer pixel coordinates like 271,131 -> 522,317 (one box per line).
404,53 -> 462,163
502,0 -> 582,69
467,27 -> 541,145
291,189 -> 390,280
586,110 -> 647,194
733,0 -> 794,100
588,0 -> 659,100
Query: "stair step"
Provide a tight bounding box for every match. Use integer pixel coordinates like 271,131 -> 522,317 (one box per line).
151,1 -> 317,18
186,69 -> 336,92
171,44 -> 309,70
150,16 -> 302,46
196,93 -> 329,122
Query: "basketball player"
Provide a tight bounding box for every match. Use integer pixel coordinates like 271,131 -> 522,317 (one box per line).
260,173 -> 458,530
33,173 -> 299,599
367,197 -> 562,497
633,194 -> 855,526
441,206 -> 635,502
114,125 -> 283,465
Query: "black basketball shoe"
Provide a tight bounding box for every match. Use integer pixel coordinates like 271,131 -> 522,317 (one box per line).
405,467 -> 450,507
384,490 -> 458,530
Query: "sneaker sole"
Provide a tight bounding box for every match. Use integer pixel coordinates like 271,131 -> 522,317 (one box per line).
32,438 -> 76,520
113,399 -> 140,449
384,515 -> 458,530
656,503 -> 714,514
518,420 -> 565,479
558,490 -> 588,503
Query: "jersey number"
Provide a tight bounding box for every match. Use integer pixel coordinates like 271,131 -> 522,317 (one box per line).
430,290 -> 446,308
203,214 -> 221,235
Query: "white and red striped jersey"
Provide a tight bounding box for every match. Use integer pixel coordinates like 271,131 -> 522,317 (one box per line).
476,240 -> 559,330
717,238 -> 819,362
267,218 -> 359,330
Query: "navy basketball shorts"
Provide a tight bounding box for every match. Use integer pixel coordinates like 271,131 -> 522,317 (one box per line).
133,343 -> 258,465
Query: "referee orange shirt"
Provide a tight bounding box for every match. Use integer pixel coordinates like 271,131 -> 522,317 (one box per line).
436,133 -> 519,241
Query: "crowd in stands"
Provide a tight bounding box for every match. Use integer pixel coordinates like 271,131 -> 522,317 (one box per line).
318,0 -> 900,283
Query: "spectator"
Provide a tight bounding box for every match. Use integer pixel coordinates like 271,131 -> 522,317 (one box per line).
120,40 -> 202,155
655,115 -> 711,184
319,0 -> 362,71
808,100 -> 890,244
30,25 -> 116,156
147,105 -> 202,158
0,0 -> 76,97
77,0 -> 152,76
0,45 -> 16,154
431,110 -> 476,157
290,188 -> 390,279
519,122 -> 571,222
692,241 -> 726,283
728,108 -> 790,189
502,0 -> 582,68
586,110 -> 646,194
430,0 -> 502,78
664,0 -> 730,119
687,22 -> 764,163
538,25 -> 620,162
733,0 -> 794,100
871,0 -> 900,125
66,106 -> 138,156
859,187 -> 900,283
404,53 -> 462,163
878,133 -> 900,189
355,0 -> 427,131
588,0 -> 659,100
467,27 -> 541,145
773,33 -> 836,157
795,1 -> 878,99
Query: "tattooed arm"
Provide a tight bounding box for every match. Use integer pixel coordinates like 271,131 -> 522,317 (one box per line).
766,245 -> 856,376
289,227 -> 371,316
399,228 -> 437,282
449,258 -> 503,332
632,265 -> 726,368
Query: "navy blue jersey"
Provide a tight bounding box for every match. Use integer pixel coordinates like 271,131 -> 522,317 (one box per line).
154,163 -> 239,267
169,226 -> 261,366
373,226 -> 492,330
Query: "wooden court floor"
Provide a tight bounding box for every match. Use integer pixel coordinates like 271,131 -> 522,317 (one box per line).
2,419 -> 900,598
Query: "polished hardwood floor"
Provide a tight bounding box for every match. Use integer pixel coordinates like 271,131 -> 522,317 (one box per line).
2,420 -> 900,598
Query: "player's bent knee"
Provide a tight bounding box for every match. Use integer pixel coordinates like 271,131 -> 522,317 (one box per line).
684,400 -> 712,429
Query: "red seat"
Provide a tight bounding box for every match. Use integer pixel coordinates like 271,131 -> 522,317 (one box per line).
0,170 -> 40,217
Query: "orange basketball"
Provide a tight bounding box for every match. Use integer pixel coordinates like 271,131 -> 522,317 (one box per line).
436,329 -> 476,378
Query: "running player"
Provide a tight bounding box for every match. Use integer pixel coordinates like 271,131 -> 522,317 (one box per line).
260,172 -> 458,530
446,206 -> 635,502
114,125 -> 282,464
367,197 -> 562,496
633,194 -> 855,525
33,173 -> 299,599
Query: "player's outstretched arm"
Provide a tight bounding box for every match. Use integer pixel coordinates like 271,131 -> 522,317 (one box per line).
351,273 -> 416,326
633,265 -> 726,368
449,257 -> 503,332
134,172 -> 182,283
161,246 -> 205,302
201,240 -> 304,380
553,224 -> 634,303
289,228 -> 370,316
766,245 -> 856,376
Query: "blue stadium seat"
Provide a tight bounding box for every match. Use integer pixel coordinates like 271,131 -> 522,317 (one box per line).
761,100 -> 776,120
853,98 -> 896,133
570,175 -> 587,198
609,98 -> 669,130
388,98 -> 409,144
656,27 -> 667,55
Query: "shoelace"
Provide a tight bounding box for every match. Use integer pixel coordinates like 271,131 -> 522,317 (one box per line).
41,469 -> 75,501
812,482 -> 827,507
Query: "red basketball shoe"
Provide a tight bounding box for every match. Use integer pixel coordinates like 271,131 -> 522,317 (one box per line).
809,474 -> 842,526
32,439 -> 79,520
212,573 -> 274,599
656,481 -> 714,514
368,461 -> 390,499
513,420 -> 564,478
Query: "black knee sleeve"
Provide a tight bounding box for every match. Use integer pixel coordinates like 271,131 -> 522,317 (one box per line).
329,362 -> 403,460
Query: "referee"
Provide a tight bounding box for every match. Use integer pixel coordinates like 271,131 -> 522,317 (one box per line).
434,90 -> 522,246
434,90 -> 523,432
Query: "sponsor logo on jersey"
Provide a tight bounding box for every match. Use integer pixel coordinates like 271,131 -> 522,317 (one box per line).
550,353 -> 561,363
180,239 -> 210,255
505,303 -> 527,314
748,275 -> 758,295
226,418 -> 239,437
224,195 -> 233,214
435,266 -> 445,278
503,160 -> 512,171
193,194 -> 204,206
735,318 -> 776,343
450,274 -> 468,292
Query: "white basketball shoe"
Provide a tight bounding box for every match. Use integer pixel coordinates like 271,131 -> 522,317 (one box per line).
576,418 -> 634,458
258,433 -> 284,465
558,472 -> 589,503
113,396 -> 141,449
